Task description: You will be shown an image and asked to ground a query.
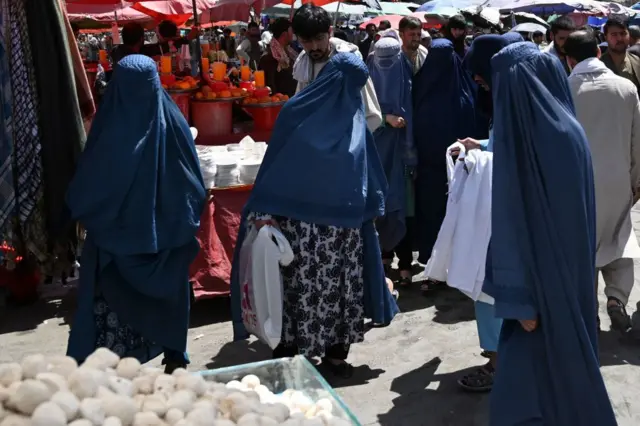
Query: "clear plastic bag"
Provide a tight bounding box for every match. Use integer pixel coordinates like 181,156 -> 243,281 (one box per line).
239,225 -> 294,349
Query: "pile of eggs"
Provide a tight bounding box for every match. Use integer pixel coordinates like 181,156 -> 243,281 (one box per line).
0,348 -> 353,426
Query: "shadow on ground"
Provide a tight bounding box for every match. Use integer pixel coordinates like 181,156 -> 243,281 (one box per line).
377,357 -> 489,426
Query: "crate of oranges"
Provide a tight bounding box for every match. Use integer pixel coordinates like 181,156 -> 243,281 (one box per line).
242,92 -> 290,107
193,85 -> 249,102
163,76 -> 200,92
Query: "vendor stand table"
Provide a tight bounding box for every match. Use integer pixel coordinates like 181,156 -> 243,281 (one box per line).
189,184 -> 253,299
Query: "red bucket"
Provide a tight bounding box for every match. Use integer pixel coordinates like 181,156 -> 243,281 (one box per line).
169,90 -> 194,123
244,104 -> 283,131
191,99 -> 233,139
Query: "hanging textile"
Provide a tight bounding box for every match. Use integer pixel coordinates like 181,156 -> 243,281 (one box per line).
25,0 -> 86,265
58,0 -> 95,125
7,0 -> 48,262
0,0 -> 14,239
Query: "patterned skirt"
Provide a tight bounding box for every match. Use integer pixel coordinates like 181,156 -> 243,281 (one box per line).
247,212 -> 365,358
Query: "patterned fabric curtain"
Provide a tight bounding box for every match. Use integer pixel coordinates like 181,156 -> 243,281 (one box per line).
0,0 -> 15,241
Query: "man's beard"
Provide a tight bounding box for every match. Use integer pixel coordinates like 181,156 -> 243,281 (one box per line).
610,42 -> 627,54
309,49 -> 328,61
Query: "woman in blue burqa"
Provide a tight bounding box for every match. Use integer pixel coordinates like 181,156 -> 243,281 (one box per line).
487,42 -> 617,425
230,53 -> 398,378
454,32 -> 522,392
412,38 -> 482,292
66,55 -> 206,373
367,35 -> 417,288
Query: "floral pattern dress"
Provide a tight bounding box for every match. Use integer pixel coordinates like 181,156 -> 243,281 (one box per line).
247,211 -> 365,358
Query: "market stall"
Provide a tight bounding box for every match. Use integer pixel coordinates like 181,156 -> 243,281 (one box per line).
0,348 -> 362,425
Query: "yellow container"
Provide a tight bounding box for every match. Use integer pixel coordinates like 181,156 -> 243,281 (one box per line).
160,56 -> 172,74
254,70 -> 265,88
99,49 -> 108,63
240,65 -> 251,82
212,61 -> 227,81
201,58 -> 210,74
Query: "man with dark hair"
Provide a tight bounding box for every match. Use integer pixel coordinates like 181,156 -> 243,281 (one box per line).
628,25 -> 640,56
220,27 -> 237,59
358,23 -> 377,58
291,3 -> 381,131
258,18 -> 297,97
111,22 -> 145,63
565,29 -> 640,335
532,31 -> 544,47
543,15 -> 576,74
444,14 -> 468,58
141,20 -> 198,59
237,22 -> 264,69
378,19 -> 391,31
601,18 -> 640,92
399,16 -> 428,74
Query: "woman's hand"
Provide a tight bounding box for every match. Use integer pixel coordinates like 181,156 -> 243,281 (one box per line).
457,137 -> 482,151
386,114 -> 406,128
519,319 -> 538,332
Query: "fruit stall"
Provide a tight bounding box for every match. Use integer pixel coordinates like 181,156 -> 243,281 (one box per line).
159,56 -> 288,301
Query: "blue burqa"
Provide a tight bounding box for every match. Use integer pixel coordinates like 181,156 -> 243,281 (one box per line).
230,53 -> 399,340
487,42 -> 617,426
368,37 -> 416,252
412,38 -> 480,263
66,55 -> 206,364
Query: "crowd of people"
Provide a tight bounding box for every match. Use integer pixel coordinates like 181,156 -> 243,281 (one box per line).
62,3 -> 640,424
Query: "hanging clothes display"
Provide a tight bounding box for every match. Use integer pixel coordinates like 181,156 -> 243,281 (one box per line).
6,0 -> 48,263
0,0 -> 14,239
25,0 -> 86,269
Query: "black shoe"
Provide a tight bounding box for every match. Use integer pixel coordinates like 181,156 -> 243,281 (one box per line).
164,362 -> 187,374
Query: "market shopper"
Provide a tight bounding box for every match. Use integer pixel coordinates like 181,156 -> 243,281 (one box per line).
259,18 -> 298,97
65,55 -> 206,373
230,51 -> 398,379
111,22 -> 145,63
565,30 -> 640,334
487,42 -> 617,426
368,35 -> 417,287
412,38 -> 480,291
543,15 -> 576,74
237,22 -> 264,69
291,3 -> 382,132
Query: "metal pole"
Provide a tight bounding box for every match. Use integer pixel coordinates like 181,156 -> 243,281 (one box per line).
333,0 -> 341,28
192,0 -> 205,81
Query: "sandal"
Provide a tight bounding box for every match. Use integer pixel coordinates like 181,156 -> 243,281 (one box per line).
321,359 -> 354,379
421,279 -> 446,294
607,297 -> 632,333
457,362 -> 495,392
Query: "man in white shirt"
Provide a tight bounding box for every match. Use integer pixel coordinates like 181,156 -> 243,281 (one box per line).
565,30 -> 640,333
291,3 -> 382,132
236,22 -> 265,69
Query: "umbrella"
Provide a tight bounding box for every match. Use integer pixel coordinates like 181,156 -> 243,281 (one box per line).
380,1 -> 414,15
358,14 -> 404,29
511,22 -> 547,32
132,0 -> 217,25
510,11 -> 549,27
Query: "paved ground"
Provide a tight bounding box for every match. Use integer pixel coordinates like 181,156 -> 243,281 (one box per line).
3,211 -> 640,425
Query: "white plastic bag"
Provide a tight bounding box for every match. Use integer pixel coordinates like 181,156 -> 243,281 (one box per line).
239,225 -> 294,349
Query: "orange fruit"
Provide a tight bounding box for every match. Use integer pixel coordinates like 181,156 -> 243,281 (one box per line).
162,84 -> 169,90
220,90 -> 232,98
271,96 -> 280,103
195,92 -> 204,100
258,96 -> 271,104
282,95 -> 289,101
231,90 -> 242,97
201,86 -> 212,93
179,82 -> 191,90
206,92 -> 217,100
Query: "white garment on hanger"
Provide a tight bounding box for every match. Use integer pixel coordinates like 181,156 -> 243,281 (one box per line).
424,143 -> 494,304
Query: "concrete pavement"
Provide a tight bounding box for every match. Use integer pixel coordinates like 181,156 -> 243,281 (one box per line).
2,212 -> 640,425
